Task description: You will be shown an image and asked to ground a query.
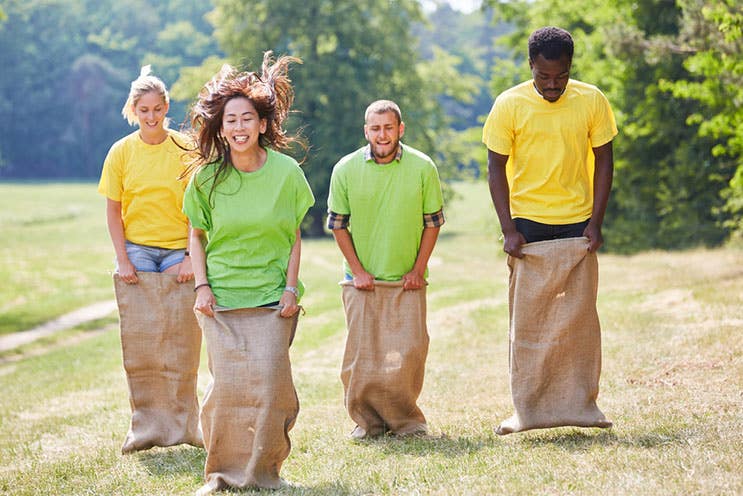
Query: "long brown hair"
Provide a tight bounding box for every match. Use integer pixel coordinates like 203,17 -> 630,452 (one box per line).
184,51 -> 303,205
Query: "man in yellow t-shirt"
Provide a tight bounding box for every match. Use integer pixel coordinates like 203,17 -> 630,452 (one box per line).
483,26 -> 617,255
482,26 -> 618,436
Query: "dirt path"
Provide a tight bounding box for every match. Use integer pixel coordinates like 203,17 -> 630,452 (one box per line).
0,300 -> 117,352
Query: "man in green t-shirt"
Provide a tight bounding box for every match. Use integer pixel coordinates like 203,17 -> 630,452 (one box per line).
327,100 -> 445,439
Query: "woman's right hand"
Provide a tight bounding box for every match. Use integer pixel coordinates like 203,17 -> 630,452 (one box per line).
118,258 -> 139,284
194,286 -> 216,317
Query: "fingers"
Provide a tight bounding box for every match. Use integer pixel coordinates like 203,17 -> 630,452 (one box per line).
280,304 -> 299,318
402,275 -> 424,290
587,238 -> 603,253
503,232 -> 526,259
505,247 -> 525,259
354,280 -> 374,291
195,302 -> 214,318
503,244 -> 524,258
194,290 -> 216,317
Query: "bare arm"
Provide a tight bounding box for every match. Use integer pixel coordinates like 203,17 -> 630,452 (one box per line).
163,223 -> 194,282
105,198 -> 138,283
487,149 -> 526,258
190,227 -> 216,317
278,229 -> 301,317
584,141 -> 614,252
331,228 -> 375,290
402,226 -> 440,290
175,224 -> 194,283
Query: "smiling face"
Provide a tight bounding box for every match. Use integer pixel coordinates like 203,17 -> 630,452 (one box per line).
221,97 -> 267,153
364,110 -> 405,164
530,53 -> 571,103
133,91 -> 169,133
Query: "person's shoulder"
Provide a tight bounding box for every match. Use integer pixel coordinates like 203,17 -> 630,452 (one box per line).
496,80 -> 533,102
401,144 -> 434,165
267,148 -> 310,177
400,145 -> 441,178
333,147 -> 365,171
105,131 -> 139,162
567,79 -> 612,107
567,79 -> 605,97
110,131 -> 138,150
166,129 -> 194,148
192,160 -> 220,182
267,148 -> 300,167
267,149 -> 310,180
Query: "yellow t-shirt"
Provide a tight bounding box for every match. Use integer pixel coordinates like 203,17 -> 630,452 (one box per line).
98,130 -> 192,249
482,79 -> 618,224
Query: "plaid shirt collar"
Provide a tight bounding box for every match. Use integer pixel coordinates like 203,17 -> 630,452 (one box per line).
363,143 -> 404,163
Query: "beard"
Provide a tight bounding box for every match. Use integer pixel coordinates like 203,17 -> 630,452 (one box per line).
370,138 -> 400,163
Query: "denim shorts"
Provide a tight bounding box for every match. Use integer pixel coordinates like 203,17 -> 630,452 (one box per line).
123,241 -> 186,273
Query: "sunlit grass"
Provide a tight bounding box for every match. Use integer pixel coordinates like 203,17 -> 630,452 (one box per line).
0,181 -> 741,495
0,182 -> 113,335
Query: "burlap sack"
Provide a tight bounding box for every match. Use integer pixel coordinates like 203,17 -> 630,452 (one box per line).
340,281 -> 429,438
113,273 -> 203,453
497,237 -> 612,435
195,307 -> 299,493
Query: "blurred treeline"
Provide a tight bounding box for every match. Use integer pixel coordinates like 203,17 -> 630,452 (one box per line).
0,0 -> 740,251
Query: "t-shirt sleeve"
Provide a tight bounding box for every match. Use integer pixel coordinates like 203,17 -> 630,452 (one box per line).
97,141 -> 125,201
294,166 -> 315,228
589,90 -> 619,148
327,163 -> 350,215
422,161 -> 445,215
182,172 -> 212,232
482,96 -> 513,156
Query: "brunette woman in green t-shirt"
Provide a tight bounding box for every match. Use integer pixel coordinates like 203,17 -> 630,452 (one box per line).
182,52 -> 313,493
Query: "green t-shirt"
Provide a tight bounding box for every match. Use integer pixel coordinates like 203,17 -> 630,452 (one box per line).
327,143 -> 444,281
183,149 -> 314,308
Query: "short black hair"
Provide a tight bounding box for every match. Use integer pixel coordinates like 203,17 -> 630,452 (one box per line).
528,26 -> 574,62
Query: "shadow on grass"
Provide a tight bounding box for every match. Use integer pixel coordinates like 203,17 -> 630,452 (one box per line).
211,481 -> 360,495
516,425 -> 694,450
135,445 -> 205,476
351,432 -> 496,457
135,449 -> 360,495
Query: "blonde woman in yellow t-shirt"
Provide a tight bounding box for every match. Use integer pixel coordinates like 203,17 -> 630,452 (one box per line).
98,67 -> 193,284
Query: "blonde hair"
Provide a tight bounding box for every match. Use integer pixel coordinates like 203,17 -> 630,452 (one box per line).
365,100 -> 402,125
121,65 -> 170,126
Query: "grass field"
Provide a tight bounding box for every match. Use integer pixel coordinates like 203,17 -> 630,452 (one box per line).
0,183 -> 114,336
0,181 -> 741,495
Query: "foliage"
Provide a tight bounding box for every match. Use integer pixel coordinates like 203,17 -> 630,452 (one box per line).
659,0 -> 743,241
168,0 -> 479,235
0,0 -> 218,178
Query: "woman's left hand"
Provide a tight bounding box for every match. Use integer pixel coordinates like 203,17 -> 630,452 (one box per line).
176,256 -> 194,283
279,291 -> 299,318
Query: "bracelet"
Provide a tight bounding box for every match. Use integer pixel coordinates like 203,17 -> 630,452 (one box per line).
194,283 -> 211,292
284,286 -> 299,297
184,250 -> 190,257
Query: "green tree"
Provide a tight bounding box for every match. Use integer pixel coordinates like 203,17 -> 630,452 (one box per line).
177,0 -> 475,235
660,0 -> 743,242
0,0 -> 218,178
